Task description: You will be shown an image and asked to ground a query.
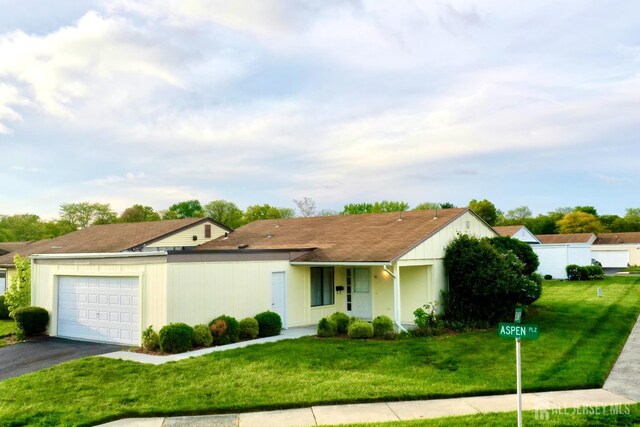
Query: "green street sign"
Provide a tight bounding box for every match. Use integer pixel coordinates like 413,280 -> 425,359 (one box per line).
498,322 -> 539,340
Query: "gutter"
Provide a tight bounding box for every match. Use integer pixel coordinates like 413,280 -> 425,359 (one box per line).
290,261 -> 390,266
30,252 -> 168,260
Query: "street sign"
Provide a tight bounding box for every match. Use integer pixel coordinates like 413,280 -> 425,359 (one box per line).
498,322 -> 539,340
499,311 -> 541,427
514,308 -> 523,324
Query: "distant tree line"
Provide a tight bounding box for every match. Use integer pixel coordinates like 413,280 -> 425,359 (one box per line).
1,197 -> 638,242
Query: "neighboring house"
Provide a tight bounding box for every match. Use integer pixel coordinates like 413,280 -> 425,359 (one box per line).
29,208 -> 496,346
533,233 -> 596,279
0,242 -> 34,296
0,218 -> 229,299
592,232 -> 640,267
493,225 -> 541,244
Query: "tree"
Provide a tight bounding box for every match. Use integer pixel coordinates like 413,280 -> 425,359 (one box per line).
243,204 -> 295,223
119,204 -> 161,223
523,214 -> 558,235
60,202 -> 117,229
341,201 -> 409,215
556,211 -> 603,234
4,255 -> 31,317
468,199 -> 498,225
574,206 -> 598,216
203,200 -> 244,229
163,200 -> 204,219
439,202 -> 457,209
317,209 -> 339,216
293,197 -> 317,217
413,202 -> 439,211
505,206 -> 532,222
443,234 -> 542,325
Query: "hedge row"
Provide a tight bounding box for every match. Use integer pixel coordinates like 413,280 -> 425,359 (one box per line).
143,310 -> 282,354
316,312 -> 395,340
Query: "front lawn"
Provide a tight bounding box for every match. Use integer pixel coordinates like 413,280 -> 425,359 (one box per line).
0,320 -> 16,348
0,320 -> 15,337
0,277 -> 638,426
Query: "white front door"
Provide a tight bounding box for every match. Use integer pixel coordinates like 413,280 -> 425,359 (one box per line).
350,267 -> 372,319
271,271 -> 287,329
0,269 -> 6,296
57,276 -> 140,345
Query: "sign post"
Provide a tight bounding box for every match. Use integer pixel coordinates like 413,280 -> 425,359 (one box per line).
498,309 -> 539,427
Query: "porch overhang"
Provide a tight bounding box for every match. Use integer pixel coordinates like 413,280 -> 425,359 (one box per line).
289,261 -> 390,267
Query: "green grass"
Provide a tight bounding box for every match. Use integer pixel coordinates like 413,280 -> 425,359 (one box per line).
334,403 -> 640,426
0,320 -> 16,337
0,277 -> 638,426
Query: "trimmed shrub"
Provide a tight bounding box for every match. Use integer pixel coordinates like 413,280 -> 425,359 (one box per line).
566,264 -> 604,281
159,323 -> 193,354
347,320 -> 373,339
254,311 -> 282,337
317,317 -> 337,338
0,295 -> 10,320
372,315 -> 393,338
192,324 -> 213,347
142,326 -> 160,352
238,317 -> 259,340
209,315 -> 239,345
13,306 -> 49,337
544,274 -> 553,280
329,312 -> 350,334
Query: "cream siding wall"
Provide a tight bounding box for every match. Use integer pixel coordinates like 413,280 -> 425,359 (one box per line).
147,222 -> 227,248
31,259 -> 168,336
167,261 -> 310,327
401,211 -> 497,261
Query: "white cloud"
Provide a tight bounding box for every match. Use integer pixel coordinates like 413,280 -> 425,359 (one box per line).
85,171 -> 147,186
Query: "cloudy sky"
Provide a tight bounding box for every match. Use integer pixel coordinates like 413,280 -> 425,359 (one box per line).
1,0 -> 638,219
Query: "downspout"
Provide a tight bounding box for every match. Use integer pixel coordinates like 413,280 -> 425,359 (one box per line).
30,256 -> 35,306
384,265 -> 407,333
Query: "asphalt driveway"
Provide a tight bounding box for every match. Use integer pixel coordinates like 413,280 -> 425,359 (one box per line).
0,337 -> 123,380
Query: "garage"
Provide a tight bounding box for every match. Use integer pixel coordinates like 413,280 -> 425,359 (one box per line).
57,276 -> 141,346
592,250 -> 629,268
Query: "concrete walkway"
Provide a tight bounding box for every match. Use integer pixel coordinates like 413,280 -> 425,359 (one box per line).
604,315 -> 640,401
100,327 -> 316,365
98,316 -> 640,427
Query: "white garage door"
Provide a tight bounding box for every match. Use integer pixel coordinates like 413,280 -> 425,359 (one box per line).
592,251 -> 629,268
57,276 -> 141,345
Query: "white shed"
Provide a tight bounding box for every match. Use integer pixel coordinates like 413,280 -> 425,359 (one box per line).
532,233 -> 596,279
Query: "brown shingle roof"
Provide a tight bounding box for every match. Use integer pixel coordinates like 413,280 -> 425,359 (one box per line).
0,241 -> 34,255
594,232 -> 640,245
196,208 -> 476,262
0,218 -> 212,266
493,226 -> 524,237
536,233 -> 595,244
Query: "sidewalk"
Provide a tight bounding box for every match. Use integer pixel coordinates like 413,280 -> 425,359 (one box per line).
99,316 -> 640,427
100,389 -> 635,427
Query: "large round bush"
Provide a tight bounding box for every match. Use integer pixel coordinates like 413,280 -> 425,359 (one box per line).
208,315 -> 239,345
443,234 -> 542,325
13,306 -> 49,337
159,323 -> 193,354
254,311 -> 282,337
